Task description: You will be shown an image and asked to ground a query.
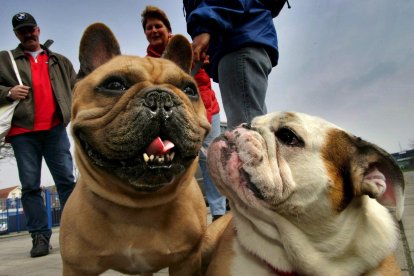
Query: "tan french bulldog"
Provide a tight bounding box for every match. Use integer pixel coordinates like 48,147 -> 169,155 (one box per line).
60,23 -> 210,275
206,111 -> 404,275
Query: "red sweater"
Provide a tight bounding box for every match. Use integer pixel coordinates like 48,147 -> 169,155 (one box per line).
146,44 -> 220,123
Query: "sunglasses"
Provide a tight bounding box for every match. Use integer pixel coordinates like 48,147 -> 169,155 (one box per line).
15,26 -> 38,35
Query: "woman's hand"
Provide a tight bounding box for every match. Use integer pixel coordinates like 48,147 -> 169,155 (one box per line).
192,33 -> 210,62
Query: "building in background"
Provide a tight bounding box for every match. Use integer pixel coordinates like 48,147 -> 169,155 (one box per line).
392,149 -> 414,171
0,186 -> 21,210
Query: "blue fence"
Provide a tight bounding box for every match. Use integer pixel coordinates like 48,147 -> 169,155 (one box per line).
0,190 -> 62,235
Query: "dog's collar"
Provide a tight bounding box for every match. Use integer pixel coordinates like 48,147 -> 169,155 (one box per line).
267,264 -> 298,276
260,256 -> 297,276
247,242 -> 297,275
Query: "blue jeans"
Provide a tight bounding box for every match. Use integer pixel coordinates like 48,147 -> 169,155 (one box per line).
199,113 -> 226,216
218,46 -> 272,129
10,123 -> 75,239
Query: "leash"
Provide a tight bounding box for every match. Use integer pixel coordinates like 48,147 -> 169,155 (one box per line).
191,60 -> 203,77
191,59 -> 207,156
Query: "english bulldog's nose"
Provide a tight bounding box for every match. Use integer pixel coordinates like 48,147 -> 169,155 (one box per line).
241,123 -> 259,132
144,90 -> 174,117
242,123 -> 252,129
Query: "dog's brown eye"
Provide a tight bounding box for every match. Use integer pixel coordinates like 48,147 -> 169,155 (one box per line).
97,76 -> 129,94
182,84 -> 198,98
276,128 -> 304,147
106,81 -> 126,91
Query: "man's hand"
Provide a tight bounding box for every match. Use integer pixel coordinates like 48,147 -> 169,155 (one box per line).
192,33 -> 210,62
8,85 -> 30,100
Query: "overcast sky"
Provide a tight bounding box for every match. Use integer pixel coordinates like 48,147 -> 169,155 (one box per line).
0,0 -> 413,189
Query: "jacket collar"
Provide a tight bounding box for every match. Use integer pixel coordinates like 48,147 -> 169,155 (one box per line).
146,44 -> 163,58
14,44 -> 53,58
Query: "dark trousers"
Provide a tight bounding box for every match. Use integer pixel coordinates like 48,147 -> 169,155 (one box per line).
10,123 -> 75,239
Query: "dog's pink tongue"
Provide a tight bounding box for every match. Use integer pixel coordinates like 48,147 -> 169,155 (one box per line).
146,137 -> 174,156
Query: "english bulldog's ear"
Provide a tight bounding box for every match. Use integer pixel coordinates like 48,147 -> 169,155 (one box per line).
77,22 -> 121,79
162,34 -> 193,74
351,138 -> 405,220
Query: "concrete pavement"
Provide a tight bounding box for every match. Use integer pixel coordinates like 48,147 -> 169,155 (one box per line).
0,172 -> 413,275
399,171 -> 414,275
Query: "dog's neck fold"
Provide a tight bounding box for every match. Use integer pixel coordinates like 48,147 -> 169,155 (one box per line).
232,196 -> 398,276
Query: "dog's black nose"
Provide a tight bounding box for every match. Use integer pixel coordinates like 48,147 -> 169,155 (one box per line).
144,90 -> 174,118
242,123 -> 252,129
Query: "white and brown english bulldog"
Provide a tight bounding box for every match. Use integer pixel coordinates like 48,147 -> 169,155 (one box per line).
59,23 -> 210,275
205,111 -> 404,275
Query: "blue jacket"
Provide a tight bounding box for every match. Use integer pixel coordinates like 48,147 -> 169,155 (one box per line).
184,0 -> 279,82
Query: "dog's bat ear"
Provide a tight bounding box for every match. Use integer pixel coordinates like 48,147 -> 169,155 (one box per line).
77,22 -> 121,79
162,34 -> 193,74
350,138 -> 405,220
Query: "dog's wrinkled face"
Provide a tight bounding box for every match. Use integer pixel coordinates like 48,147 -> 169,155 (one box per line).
71,24 -> 210,192
72,56 -> 208,192
208,111 -> 404,222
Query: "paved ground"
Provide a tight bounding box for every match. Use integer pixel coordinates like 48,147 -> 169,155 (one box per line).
0,172 -> 413,276
400,171 -> 414,276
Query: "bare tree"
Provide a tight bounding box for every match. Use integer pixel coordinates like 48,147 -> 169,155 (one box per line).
0,138 -> 14,160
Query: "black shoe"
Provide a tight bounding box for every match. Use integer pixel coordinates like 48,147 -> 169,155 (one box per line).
212,215 -> 223,222
30,233 -> 50,258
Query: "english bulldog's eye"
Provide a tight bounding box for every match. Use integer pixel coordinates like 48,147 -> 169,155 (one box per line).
276,128 -> 304,147
97,76 -> 129,94
182,84 -> 198,98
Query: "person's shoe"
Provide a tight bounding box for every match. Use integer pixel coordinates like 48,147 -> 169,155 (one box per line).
212,215 -> 223,222
30,233 -> 50,258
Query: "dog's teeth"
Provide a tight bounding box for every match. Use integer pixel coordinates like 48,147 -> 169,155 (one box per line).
144,153 -> 174,165
143,153 -> 149,163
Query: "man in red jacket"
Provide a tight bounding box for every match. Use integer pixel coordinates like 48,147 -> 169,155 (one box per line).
141,6 -> 226,221
0,12 -> 76,258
